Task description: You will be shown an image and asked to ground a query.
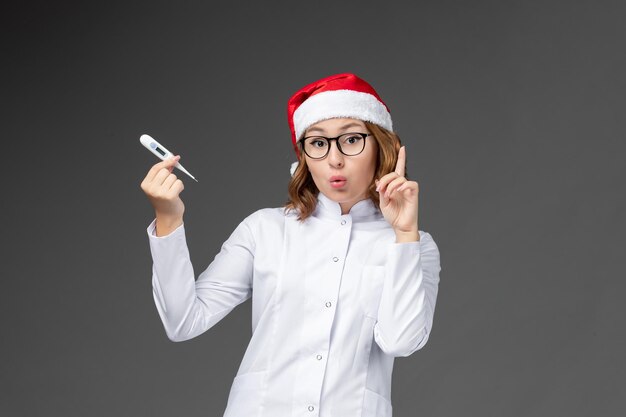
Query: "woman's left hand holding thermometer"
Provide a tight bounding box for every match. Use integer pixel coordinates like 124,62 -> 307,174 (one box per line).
140,155 -> 186,237
139,134 -> 197,237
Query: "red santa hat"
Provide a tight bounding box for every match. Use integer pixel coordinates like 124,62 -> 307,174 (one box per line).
287,73 -> 393,176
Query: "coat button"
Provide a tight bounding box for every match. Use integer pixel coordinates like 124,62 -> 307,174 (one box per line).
332,257 -> 339,262
325,301 -> 332,308
341,220 -> 346,225
316,354 -> 323,360
308,405 -> 315,411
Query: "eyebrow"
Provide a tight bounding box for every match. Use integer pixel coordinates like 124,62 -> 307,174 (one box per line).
306,122 -> 364,134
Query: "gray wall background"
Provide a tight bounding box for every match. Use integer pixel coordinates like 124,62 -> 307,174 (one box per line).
3,0 -> 624,416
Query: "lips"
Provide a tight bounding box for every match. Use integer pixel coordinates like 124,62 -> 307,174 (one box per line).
330,176 -> 347,188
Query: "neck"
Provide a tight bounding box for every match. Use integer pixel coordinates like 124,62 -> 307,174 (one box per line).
338,194 -> 368,215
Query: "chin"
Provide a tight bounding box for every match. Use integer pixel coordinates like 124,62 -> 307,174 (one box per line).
323,187 -> 348,196
325,188 -> 359,201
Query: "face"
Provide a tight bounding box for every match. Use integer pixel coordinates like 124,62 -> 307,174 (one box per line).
302,118 -> 378,214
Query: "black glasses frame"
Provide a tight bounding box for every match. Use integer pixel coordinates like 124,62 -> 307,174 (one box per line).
298,132 -> 371,159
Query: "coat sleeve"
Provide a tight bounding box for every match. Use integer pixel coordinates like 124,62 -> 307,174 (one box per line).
373,231 -> 441,357
146,214 -> 256,342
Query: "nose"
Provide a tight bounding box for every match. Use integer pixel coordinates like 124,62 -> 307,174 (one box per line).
327,139 -> 344,168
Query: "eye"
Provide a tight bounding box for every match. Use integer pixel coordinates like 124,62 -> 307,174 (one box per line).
344,134 -> 362,144
311,139 -> 327,148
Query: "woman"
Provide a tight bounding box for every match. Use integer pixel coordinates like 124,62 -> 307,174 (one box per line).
141,73 -> 441,417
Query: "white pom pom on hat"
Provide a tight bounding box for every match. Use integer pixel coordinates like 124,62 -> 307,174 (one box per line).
286,73 -> 393,177
290,161 -> 299,176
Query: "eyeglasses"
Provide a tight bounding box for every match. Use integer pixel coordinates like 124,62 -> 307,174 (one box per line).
298,132 -> 371,159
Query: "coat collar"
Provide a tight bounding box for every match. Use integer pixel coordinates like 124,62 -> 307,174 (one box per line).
314,192 -> 381,222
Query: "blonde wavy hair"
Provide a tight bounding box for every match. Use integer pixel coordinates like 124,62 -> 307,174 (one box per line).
284,121 -> 404,222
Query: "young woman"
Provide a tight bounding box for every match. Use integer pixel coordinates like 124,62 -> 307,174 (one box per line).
141,73 -> 441,417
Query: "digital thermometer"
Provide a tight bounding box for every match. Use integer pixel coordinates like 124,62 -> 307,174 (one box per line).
140,134 -> 198,182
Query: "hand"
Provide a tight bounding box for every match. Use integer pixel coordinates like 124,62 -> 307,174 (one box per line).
140,155 -> 186,234
375,146 -> 419,241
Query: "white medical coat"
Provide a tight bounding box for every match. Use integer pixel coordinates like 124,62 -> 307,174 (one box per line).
146,192 -> 441,417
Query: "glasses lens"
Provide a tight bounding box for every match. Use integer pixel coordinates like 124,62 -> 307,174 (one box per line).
338,133 -> 366,155
303,137 -> 329,158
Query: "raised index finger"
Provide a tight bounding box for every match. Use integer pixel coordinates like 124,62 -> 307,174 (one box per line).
394,146 -> 406,176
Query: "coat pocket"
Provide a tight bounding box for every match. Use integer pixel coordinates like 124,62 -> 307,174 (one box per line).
362,388 -> 393,417
223,370 -> 266,417
358,265 -> 386,319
